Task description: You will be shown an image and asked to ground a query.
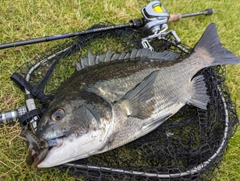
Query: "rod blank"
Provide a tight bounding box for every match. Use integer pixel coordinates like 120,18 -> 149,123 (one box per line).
0,24 -> 131,50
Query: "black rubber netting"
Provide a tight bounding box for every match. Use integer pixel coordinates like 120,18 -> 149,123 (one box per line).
14,22 -> 239,180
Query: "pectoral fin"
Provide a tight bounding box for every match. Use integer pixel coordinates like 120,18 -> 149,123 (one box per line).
116,71 -> 159,119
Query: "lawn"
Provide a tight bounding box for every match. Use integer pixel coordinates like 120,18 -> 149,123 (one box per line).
0,0 -> 239,180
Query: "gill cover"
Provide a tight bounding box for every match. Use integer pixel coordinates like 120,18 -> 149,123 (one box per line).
36,91 -> 112,140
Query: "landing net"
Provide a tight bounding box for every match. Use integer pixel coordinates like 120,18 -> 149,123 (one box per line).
15,22 -> 239,180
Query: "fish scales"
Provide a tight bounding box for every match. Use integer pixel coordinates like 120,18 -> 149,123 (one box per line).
29,23 -> 240,168
57,59 -> 180,96
85,57 -> 203,114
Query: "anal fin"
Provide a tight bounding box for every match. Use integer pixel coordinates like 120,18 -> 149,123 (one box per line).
188,75 -> 209,110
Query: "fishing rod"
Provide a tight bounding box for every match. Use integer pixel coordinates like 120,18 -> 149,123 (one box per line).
0,5 -> 213,50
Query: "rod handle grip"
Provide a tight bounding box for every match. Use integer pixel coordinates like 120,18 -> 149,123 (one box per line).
168,14 -> 182,22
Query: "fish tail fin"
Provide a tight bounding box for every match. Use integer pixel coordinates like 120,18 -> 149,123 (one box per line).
194,23 -> 240,66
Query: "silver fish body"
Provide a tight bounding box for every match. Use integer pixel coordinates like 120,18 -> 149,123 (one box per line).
35,23 -> 240,167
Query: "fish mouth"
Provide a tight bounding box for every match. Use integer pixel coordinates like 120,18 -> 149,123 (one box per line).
27,137 -> 64,167
22,131 -> 64,167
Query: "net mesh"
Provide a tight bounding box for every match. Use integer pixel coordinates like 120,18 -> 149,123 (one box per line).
15,22 -> 239,180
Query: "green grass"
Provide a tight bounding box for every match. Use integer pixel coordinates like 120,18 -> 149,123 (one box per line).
0,0 -> 240,180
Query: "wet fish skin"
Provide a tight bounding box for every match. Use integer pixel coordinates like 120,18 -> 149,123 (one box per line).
35,23 -> 240,168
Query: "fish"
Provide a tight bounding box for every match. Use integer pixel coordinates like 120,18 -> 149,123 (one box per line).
33,23 -> 240,168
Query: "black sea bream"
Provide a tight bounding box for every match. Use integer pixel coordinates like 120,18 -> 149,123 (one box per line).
35,23 -> 240,167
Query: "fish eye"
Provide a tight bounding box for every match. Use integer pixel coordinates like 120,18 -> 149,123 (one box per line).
51,108 -> 65,121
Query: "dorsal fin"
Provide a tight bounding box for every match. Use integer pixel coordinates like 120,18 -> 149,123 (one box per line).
87,51 -> 95,66
76,48 -> 180,71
